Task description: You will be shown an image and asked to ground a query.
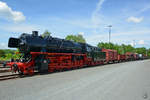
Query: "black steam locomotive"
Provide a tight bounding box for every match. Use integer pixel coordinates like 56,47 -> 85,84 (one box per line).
8,31 -> 105,61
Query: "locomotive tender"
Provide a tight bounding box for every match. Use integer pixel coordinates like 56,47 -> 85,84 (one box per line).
7,31 -> 106,75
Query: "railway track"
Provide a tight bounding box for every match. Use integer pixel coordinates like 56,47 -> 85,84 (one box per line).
0,67 -> 11,73
0,74 -> 20,81
0,64 -> 3,67
0,61 -> 18,80
0,69 -> 11,73
0,63 -> 11,73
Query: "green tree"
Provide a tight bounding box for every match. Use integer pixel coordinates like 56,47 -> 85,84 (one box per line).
97,42 -> 136,54
125,45 -> 135,53
0,50 -> 5,57
65,34 -> 86,43
42,30 -> 51,37
0,49 -> 21,61
148,49 -> 150,58
5,53 -> 13,60
97,42 -> 115,49
76,34 -> 86,43
135,47 -> 147,55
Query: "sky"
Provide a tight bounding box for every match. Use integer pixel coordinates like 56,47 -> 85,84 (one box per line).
0,0 -> 150,49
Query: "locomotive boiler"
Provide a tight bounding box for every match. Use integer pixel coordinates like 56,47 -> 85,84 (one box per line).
8,31 -> 82,54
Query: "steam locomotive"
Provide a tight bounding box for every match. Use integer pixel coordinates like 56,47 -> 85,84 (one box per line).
7,31 -> 106,75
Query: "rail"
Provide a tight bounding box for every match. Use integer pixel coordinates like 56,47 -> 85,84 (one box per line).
0,74 -> 19,81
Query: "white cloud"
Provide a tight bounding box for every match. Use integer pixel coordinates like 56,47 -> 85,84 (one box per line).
85,29 -> 150,46
138,40 -> 145,45
0,43 -> 8,49
0,24 -> 39,33
91,0 -> 106,29
130,41 -> 136,47
78,32 -> 84,35
65,0 -> 107,31
127,16 -> 143,23
85,34 -> 104,46
135,6 -> 150,15
68,19 -> 94,29
0,1 -> 25,22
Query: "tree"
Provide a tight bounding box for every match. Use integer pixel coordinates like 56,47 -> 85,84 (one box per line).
0,49 -> 21,60
42,30 -> 51,37
148,49 -> 150,58
65,34 -> 86,43
97,42 -> 136,54
5,53 -> 13,60
97,42 -> 115,49
135,47 -> 147,55
0,50 -> 5,57
76,34 -> 86,43
125,45 -> 135,53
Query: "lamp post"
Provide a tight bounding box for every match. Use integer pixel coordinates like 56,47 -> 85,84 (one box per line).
107,25 -> 112,48
107,25 -> 112,43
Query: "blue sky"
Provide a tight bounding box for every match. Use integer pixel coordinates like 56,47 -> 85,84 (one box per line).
0,0 -> 150,49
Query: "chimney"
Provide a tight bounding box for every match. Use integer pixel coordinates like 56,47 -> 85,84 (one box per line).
32,31 -> 38,36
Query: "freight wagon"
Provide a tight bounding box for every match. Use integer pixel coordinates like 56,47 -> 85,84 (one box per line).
118,54 -> 126,62
102,49 -> 118,63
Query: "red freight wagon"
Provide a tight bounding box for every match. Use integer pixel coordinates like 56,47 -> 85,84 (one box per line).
102,49 -> 118,63
118,54 -> 121,62
134,53 -> 140,60
118,54 -> 126,62
120,54 -> 126,61
125,52 -> 134,61
112,50 -> 118,62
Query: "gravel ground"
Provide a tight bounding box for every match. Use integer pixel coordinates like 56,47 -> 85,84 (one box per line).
0,60 -> 150,100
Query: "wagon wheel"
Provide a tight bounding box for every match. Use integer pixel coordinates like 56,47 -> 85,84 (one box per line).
12,64 -> 23,75
12,64 -> 18,73
18,69 -> 23,75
